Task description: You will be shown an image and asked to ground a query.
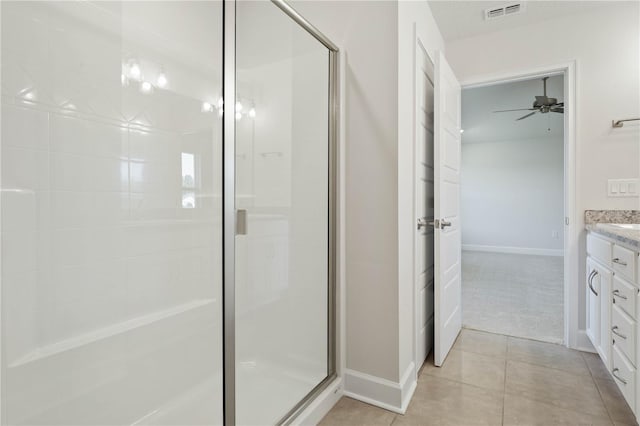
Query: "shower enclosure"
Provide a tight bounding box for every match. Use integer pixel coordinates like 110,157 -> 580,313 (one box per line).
0,1 -> 337,424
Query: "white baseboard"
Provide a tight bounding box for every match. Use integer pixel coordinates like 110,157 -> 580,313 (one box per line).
292,377 -> 343,426
574,329 -> 596,353
462,244 -> 564,257
399,362 -> 417,413
343,362 -> 416,414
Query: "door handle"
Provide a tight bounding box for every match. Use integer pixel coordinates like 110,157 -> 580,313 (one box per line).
236,209 -> 248,235
417,218 -> 438,230
613,289 -> 628,300
612,368 -> 628,385
440,220 -> 452,229
613,258 -> 628,266
588,269 -> 598,296
612,326 -> 627,340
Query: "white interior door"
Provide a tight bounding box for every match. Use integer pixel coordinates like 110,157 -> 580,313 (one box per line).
415,42 -> 435,367
433,51 -> 462,367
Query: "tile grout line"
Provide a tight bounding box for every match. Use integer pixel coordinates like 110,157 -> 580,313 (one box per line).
502,339 -> 509,426
506,355 -> 592,378
503,338 -> 612,422
421,370 -> 505,394
581,351 -> 615,425
389,413 -> 398,426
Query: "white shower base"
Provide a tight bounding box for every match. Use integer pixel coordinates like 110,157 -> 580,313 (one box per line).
236,359 -> 324,425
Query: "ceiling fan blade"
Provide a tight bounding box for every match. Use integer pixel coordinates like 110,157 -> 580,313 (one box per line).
516,111 -> 537,121
493,108 -> 536,113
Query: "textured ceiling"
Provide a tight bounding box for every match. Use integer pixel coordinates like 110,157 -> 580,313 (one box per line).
429,1 -> 611,42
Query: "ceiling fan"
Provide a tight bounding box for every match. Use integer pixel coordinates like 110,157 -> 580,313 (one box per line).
493,77 -> 564,121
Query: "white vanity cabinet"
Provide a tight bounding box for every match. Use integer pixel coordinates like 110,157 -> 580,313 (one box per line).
586,231 -> 640,417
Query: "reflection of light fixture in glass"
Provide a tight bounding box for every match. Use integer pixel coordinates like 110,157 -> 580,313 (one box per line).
140,81 -> 153,94
202,102 -> 214,113
157,71 -> 168,89
128,62 -> 141,80
23,91 -> 35,101
235,102 -> 242,112
121,73 -> 128,87
460,129 -> 464,133
235,112 -> 242,120
249,108 -> 256,118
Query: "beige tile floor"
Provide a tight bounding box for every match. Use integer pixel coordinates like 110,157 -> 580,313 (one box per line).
462,251 -> 564,344
320,329 -> 638,426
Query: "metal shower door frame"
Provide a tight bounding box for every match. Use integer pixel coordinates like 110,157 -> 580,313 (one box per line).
222,1 -> 339,424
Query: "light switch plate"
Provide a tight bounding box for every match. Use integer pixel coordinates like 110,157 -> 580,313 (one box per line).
608,179 -> 640,197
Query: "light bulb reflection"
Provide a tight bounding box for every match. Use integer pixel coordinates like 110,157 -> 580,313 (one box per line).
235,112 -> 242,120
202,102 -> 214,113
248,108 -> 256,118
157,72 -> 168,88
129,63 -> 141,80
235,102 -> 242,112
140,81 -> 153,94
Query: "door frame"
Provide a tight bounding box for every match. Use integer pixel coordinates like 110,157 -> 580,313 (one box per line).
412,59 -> 578,373
456,61 -> 577,349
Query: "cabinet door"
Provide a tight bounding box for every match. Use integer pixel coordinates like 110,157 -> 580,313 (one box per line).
597,263 -> 612,368
586,258 -> 601,349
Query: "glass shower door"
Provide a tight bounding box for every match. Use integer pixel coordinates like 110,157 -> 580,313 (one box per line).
234,1 -> 335,424
1,2 -> 224,424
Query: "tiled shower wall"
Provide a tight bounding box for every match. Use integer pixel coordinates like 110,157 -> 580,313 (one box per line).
1,2 -> 224,424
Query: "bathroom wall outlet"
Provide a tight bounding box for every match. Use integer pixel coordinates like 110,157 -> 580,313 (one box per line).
551,230 -> 559,239
608,179 -> 639,197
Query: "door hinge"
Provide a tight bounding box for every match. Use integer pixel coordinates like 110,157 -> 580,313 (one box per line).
565,217 -> 570,226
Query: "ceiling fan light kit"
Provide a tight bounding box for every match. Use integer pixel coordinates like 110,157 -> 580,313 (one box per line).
493,76 -> 564,121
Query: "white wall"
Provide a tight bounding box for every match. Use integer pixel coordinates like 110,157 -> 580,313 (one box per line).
291,0 -> 446,411
444,3 -> 640,332
461,137 -> 564,254
290,0 -> 401,384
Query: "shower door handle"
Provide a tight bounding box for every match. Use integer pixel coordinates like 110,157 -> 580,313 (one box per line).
236,209 -> 248,235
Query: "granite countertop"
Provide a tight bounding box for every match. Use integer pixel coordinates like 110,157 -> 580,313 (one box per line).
585,210 -> 640,251
586,223 -> 640,251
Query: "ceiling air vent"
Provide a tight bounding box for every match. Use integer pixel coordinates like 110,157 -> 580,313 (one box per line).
485,3 -> 525,20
